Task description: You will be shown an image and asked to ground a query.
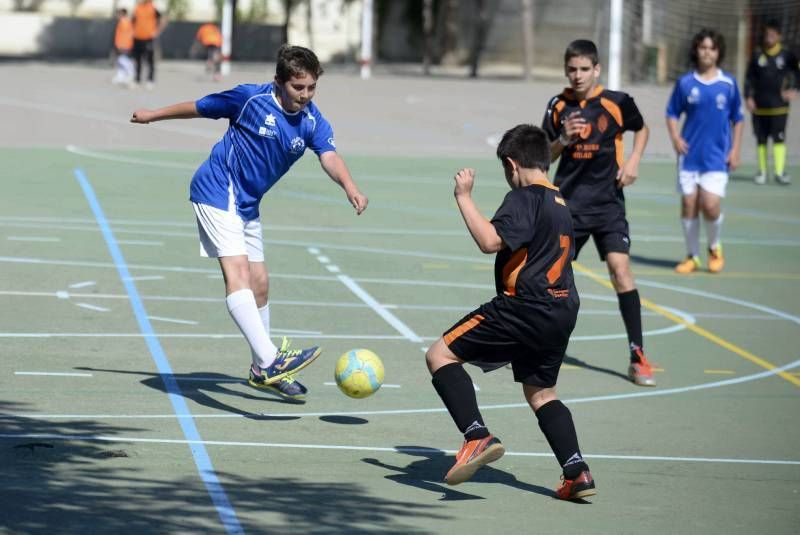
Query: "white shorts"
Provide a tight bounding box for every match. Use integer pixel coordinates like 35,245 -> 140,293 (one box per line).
193,202 -> 264,261
677,169 -> 728,198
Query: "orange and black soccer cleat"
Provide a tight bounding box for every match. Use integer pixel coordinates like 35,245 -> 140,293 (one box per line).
556,470 -> 597,500
628,348 -> 656,387
444,435 -> 505,485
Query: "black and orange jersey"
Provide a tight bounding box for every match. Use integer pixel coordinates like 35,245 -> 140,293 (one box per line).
490,178 -> 577,303
133,2 -> 161,41
745,45 -> 800,114
541,86 -> 644,217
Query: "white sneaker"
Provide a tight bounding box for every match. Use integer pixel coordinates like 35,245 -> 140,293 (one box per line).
753,172 -> 767,185
145,81 -> 155,91
776,173 -> 791,185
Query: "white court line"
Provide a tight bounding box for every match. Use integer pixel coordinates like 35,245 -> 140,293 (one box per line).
10,358 -> 798,421
326,265 -> 341,273
147,316 -> 199,326
75,303 -> 110,312
68,281 -> 95,289
0,433 -> 796,466
309,248 -> 423,343
14,371 -> 93,377
123,275 -> 165,282
7,236 -> 60,242
117,239 -> 164,246
323,382 -> 402,388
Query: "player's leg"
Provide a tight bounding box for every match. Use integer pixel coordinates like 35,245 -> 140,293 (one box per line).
698,173 -> 727,273
145,40 -> 155,86
772,115 -> 790,185
523,384 -> 595,499
603,250 -> 655,386
132,39 -> 143,83
194,203 -> 318,385
248,255 -> 308,399
676,170 -> 701,273
753,115 -> 769,184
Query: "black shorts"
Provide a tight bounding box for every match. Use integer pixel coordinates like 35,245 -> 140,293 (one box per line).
572,211 -> 631,261
752,114 -> 788,144
443,295 -> 577,388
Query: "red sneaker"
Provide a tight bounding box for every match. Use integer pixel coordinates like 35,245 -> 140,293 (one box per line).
444,435 -> 505,485
556,470 -> 597,500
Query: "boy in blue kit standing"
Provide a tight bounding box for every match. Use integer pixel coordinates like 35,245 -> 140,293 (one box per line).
666,29 -> 743,274
131,45 -> 368,399
426,124 -> 595,501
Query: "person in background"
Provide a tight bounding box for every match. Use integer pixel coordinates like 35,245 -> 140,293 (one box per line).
112,7 -> 135,87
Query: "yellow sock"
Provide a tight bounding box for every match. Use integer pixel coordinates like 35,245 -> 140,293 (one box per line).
774,143 -> 786,176
758,144 -> 768,174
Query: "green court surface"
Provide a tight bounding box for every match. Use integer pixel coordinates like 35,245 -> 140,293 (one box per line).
1,145 -> 798,534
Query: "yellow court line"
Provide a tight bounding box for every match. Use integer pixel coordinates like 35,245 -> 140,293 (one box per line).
573,262 -> 800,387
704,369 -> 736,375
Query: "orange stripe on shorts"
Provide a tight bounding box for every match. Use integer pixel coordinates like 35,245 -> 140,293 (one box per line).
444,314 -> 485,345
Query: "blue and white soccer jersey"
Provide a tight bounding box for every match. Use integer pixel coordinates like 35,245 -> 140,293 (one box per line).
666,70 -> 744,197
189,82 -> 336,258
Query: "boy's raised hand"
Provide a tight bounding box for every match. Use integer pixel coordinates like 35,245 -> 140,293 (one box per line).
454,168 -> 476,197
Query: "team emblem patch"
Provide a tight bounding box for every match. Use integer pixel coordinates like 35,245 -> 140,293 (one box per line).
290,136 -> 305,153
597,114 -> 608,133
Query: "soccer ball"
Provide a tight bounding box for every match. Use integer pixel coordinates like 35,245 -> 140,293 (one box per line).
334,349 -> 384,399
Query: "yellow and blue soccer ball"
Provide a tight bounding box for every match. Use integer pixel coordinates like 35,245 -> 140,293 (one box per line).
334,349 -> 384,399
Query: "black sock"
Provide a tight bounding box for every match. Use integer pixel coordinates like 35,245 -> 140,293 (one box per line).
618,289 -> 644,361
535,400 -> 588,479
431,363 -> 489,441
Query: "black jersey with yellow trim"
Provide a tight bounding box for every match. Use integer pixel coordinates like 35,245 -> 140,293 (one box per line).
490,178 -> 577,304
745,46 -> 800,113
541,86 -> 644,217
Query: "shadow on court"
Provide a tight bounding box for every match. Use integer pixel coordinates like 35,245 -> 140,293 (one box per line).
563,354 -> 630,383
630,253 -> 678,269
75,367 -> 303,420
363,446 -> 554,501
0,401 -> 444,533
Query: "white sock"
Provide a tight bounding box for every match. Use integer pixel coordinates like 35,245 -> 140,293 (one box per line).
681,218 -> 700,257
226,289 -> 277,369
705,214 -> 723,251
251,304 -> 273,366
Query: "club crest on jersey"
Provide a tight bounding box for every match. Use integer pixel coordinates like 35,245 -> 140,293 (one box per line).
264,113 -> 276,127
328,137 -> 336,148
716,93 -> 727,110
289,136 -> 305,153
597,114 -> 608,133
688,87 -> 700,104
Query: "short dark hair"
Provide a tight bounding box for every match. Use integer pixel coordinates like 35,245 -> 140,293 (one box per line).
764,19 -> 782,33
564,39 -> 599,66
496,124 -> 550,173
690,28 -> 726,66
275,44 -> 324,83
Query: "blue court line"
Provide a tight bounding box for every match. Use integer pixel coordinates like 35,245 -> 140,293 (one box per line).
74,169 -> 243,534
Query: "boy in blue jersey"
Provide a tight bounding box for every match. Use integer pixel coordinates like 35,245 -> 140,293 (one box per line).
666,29 -> 743,274
131,45 -> 368,400
427,124 -> 595,501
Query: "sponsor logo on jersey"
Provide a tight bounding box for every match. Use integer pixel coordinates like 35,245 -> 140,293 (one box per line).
688,86 -> 700,104
716,92 -> 727,110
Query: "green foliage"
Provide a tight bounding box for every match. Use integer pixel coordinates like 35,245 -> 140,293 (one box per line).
167,0 -> 190,21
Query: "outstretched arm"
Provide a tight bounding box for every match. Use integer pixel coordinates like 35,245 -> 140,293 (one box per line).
617,123 -> 649,188
130,101 -> 201,124
319,151 -> 368,215
453,168 -> 503,254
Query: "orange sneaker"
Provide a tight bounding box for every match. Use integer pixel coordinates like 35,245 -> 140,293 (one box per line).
628,349 -> 656,387
708,246 -> 724,273
444,435 -> 505,485
675,255 -> 700,274
556,470 -> 597,500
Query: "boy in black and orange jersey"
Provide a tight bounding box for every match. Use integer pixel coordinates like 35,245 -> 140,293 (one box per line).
745,19 -> 800,185
425,124 -> 595,501
542,39 -> 655,387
